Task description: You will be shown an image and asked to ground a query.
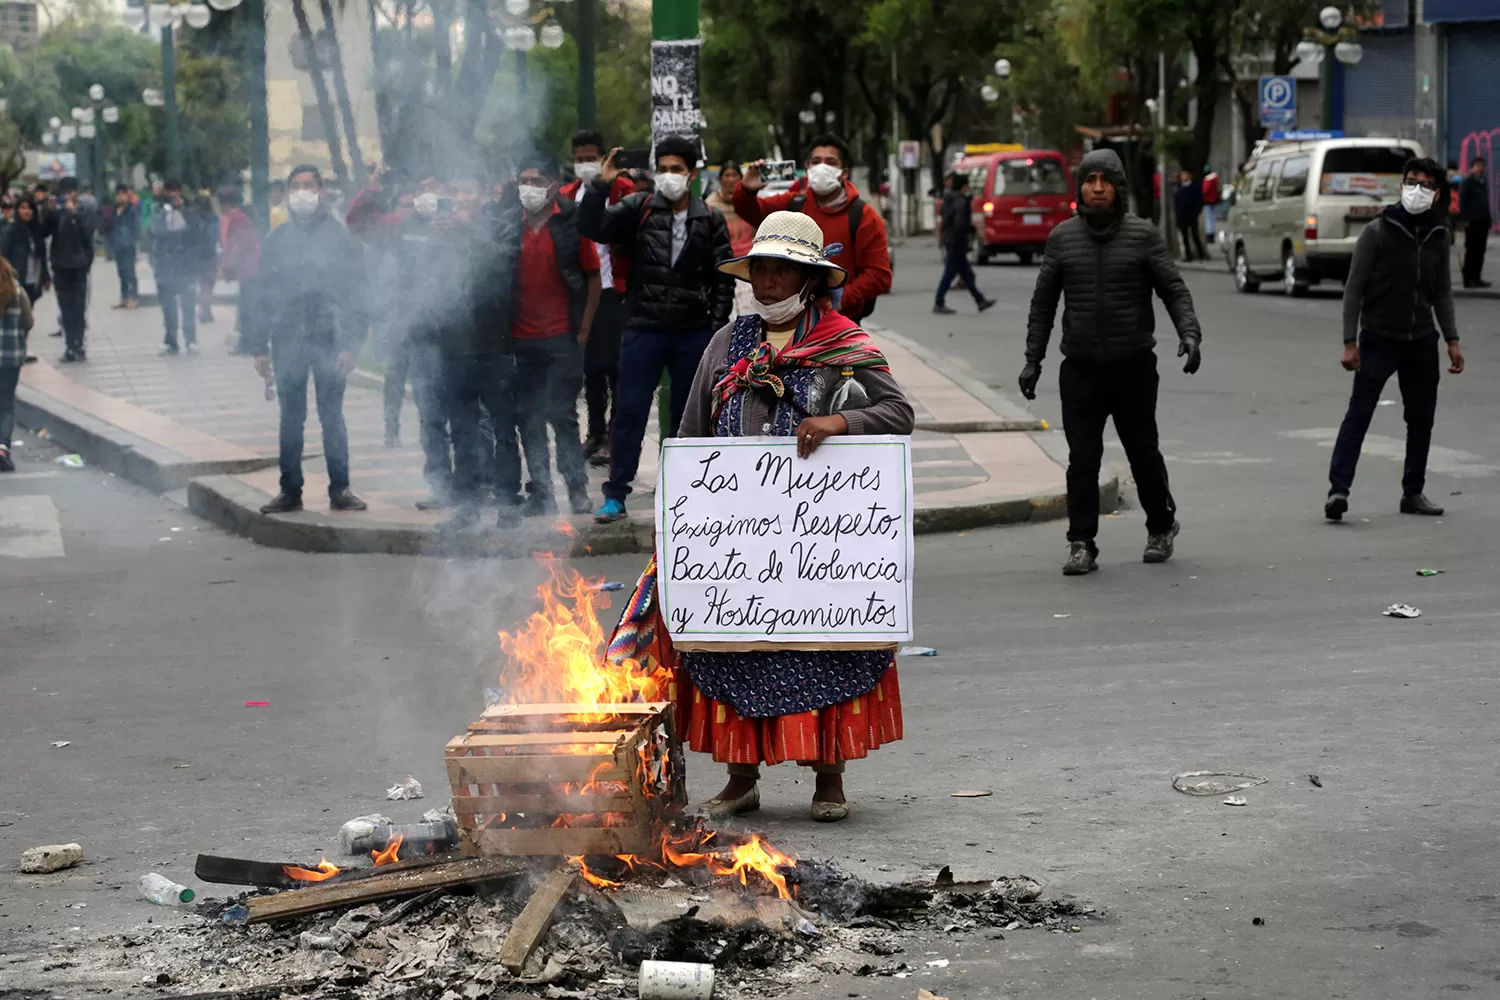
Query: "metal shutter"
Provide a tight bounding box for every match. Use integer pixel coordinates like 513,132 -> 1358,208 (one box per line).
1343,33 -> 1418,140
1446,23 -> 1500,168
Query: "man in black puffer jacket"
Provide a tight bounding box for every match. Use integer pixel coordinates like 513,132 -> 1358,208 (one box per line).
578,134 -> 733,522
1020,148 -> 1203,576
1325,156 -> 1463,523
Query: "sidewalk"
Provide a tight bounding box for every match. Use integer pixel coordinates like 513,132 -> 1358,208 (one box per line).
14,260 -> 1108,555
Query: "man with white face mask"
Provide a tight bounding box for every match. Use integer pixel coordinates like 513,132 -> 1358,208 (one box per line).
578,134 -> 734,523
1326,156 -> 1463,522
735,132 -> 892,321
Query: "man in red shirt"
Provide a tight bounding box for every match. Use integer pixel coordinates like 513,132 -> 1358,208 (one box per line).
734,132 -> 892,320
514,156 -> 601,516
559,130 -> 635,462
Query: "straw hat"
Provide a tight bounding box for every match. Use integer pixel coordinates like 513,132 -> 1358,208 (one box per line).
717,210 -> 847,288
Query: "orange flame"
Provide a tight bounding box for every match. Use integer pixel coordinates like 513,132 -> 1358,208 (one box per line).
371,832 -> 404,866
567,855 -> 622,889
658,830 -> 796,900
283,858 -> 342,883
496,558 -> 669,718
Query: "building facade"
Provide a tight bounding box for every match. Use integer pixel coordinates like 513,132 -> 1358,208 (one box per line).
0,1 -> 39,49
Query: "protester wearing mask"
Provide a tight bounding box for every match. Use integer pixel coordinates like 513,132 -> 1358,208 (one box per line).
1,198 -> 47,313
560,130 -> 635,464
1325,157 -> 1463,522
1020,149 -> 1203,576
507,156 -> 600,516
735,133 -> 893,320
244,165 -> 369,515
46,178 -> 96,363
578,134 -> 734,523
108,184 -> 141,309
147,180 -> 208,355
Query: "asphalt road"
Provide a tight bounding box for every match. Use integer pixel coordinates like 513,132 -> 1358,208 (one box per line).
5,245 -> 1500,998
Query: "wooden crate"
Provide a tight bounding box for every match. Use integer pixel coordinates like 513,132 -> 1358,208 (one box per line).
446,702 -> 684,857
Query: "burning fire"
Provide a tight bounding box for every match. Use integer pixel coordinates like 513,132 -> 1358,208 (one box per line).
565,830 -> 798,901
567,855 -> 622,889
283,859 -> 342,883
496,558 -> 669,717
371,833 -> 404,866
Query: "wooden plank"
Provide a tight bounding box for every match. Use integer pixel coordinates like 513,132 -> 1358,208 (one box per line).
451,791 -> 634,816
499,868 -> 577,974
194,854 -> 306,890
479,702 -> 669,720
461,824 -> 654,858
447,754 -> 629,786
447,730 -> 634,751
243,856 -> 522,924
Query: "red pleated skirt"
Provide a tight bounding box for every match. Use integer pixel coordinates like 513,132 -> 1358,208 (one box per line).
672,663 -> 904,767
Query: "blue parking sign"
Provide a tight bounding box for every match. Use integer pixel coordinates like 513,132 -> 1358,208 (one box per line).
1259,75 -> 1296,128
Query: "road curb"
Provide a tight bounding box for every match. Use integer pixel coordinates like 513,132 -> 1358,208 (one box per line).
15,385 -> 276,493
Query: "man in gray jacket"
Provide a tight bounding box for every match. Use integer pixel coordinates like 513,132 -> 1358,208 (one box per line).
1019,149 -> 1203,576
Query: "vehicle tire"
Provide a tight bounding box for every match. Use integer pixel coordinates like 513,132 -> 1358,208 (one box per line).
1281,249 -> 1308,297
1017,251 -> 1034,265
1234,246 -> 1260,294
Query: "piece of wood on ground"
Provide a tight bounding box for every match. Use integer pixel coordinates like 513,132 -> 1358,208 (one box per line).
499,867 -> 577,974
244,856 -> 522,924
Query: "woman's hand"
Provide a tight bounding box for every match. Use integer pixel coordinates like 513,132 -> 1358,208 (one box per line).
795,414 -> 848,458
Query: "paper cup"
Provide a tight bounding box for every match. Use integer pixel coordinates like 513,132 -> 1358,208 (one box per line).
638,960 -> 715,999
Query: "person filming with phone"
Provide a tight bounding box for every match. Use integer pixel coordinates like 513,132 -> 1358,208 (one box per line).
577,134 -> 734,525
734,132 -> 892,321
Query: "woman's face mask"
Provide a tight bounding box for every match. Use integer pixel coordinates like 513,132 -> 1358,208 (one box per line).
414,192 -> 440,217
751,277 -> 812,326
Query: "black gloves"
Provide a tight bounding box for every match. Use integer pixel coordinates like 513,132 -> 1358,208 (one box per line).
1018,361 -> 1042,400
1178,335 -> 1201,375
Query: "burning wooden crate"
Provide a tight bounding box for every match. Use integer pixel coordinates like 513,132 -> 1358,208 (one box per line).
446,702 -> 686,857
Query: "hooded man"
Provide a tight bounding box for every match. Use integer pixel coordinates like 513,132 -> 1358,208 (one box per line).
1325,156 -> 1463,522
46,178 -> 97,363
1457,157 -> 1491,289
1021,149 -> 1203,576
734,133 -> 893,321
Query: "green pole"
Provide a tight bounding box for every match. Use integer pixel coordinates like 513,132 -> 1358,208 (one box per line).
577,0 -> 596,129
651,0 -> 698,442
1320,44 -> 1335,132
245,0 -> 271,232
162,23 -> 183,181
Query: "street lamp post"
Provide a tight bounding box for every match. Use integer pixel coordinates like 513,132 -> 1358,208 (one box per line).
1300,5 -> 1363,132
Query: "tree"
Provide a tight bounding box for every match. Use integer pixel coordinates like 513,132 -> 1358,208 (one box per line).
319,0 -> 369,185
291,0 -> 350,186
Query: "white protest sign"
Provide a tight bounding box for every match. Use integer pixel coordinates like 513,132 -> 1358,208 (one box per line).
654,436 -> 914,646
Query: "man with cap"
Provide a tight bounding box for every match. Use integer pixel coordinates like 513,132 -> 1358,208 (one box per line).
1019,149 -> 1203,576
244,165 -> 369,514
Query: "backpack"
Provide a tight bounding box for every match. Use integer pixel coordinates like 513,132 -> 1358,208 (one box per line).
788,194 -> 876,319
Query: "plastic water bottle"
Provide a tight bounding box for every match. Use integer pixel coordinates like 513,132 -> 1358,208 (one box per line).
139,873 -> 195,905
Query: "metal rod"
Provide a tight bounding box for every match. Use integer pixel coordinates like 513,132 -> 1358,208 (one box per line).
246,0 -> 271,231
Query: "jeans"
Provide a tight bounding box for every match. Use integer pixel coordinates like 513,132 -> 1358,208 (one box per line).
408,339 -> 453,499
584,290 -> 624,442
1329,333 -> 1440,498
273,340 -> 350,498
54,266 -> 89,354
606,327 -> 714,502
115,250 -> 138,301
935,246 -> 984,307
1462,218 -> 1490,285
0,365 -> 19,447
158,277 -> 198,349
515,334 -> 588,496
446,352 -> 521,510
1178,219 -> 1206,260
1059,352 -> 1176,543
384,334 -> 412,439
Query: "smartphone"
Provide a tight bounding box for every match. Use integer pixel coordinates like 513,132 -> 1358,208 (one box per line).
758,159 -> 798,183
613,148 -> 650,171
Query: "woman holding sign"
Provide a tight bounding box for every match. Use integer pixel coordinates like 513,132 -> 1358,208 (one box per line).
607,211 -> 914,822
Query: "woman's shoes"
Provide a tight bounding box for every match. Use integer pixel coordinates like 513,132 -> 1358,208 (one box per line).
811,799 -> 850,823
705,785 -> 760,818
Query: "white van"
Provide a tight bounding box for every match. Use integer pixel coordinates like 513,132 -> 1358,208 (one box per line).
1226,137 -> 1425,296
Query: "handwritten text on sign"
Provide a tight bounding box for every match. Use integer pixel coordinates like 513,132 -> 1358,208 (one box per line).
655,436 -> 914,645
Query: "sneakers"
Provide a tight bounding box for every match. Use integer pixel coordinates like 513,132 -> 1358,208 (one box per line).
568,488 -> 592,516
1324,492 -> 1349,521
588,447 -> 611,469
1062,541 -> 1098,576
0,444 -> 12,473
1143,522 -> 1180,563
932,304 -> 957,315
159,345 -> 180,357
59,350 -> 82,363
329,488 -> 367,511
414,494 -> 450,511
1400,493 -> 1444,516
977,298 -> 998,313
595,497 -> 626,523
260,493 -> 303,514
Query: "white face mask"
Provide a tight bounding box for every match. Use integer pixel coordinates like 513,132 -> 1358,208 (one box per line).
655,172 -> 689,202
1400,183 -> 1436,215
518,185 -> 551,213
751,278 -> 811,327
806,163 -> 844,197
414,192 -> 439,217
288,189 -> 320,217
573,161 -> 602,183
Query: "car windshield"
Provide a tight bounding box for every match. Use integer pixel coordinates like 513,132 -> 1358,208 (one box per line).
994,159 -> 1068,197
1319,146 -> 1417,197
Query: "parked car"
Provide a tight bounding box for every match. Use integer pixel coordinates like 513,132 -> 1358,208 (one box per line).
953,149 -> 1075,264
1225,136 -> 1425,296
